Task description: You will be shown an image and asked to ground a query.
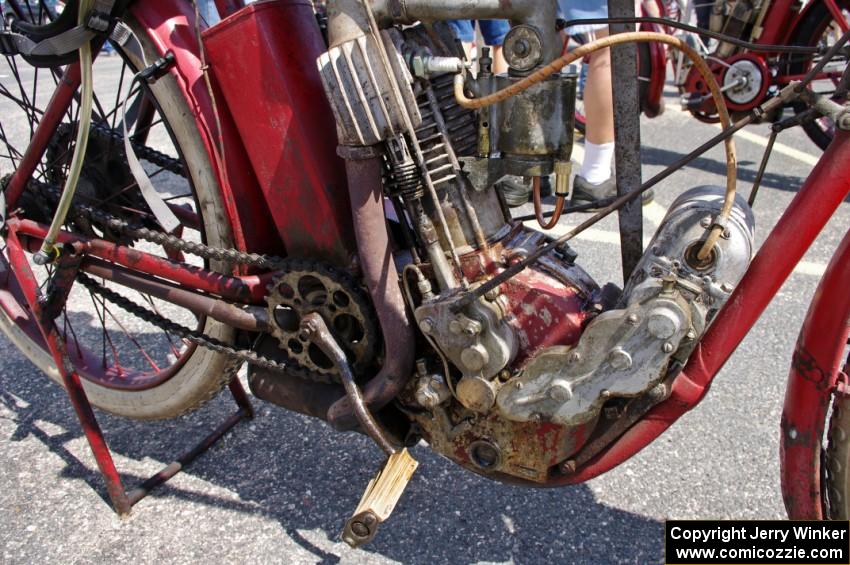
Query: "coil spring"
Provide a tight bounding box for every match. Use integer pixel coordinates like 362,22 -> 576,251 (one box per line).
387,158 -> 425,200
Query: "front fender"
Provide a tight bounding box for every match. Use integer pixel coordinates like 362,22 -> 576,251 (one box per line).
781,229 -> 850,519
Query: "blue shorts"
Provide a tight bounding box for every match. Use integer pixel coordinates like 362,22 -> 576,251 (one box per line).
447,20 -> 511,46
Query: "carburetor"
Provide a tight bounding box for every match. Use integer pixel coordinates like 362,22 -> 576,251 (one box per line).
462,25 -> 577,195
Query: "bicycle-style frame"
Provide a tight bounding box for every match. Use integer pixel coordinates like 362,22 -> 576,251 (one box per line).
1,0 -> 849,518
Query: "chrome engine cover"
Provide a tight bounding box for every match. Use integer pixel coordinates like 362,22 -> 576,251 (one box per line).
497,186 -> 755,426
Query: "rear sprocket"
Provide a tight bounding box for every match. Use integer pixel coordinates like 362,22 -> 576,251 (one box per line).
266,260 -> 380,383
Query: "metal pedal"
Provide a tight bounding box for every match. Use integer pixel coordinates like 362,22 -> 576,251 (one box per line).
298,313 -> 419,548
342,448 -> 419,548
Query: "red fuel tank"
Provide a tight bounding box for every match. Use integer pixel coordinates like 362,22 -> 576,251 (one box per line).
203,0 -> 356,267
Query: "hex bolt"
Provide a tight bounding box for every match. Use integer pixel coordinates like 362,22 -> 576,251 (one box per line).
419,318 -> 434,334
663,342 -> 675,353
484,287 -> 501,301
626,314 -> 639,326
568,351 -> 581,363
560,460 -> 577,474
463,319 -> 483,336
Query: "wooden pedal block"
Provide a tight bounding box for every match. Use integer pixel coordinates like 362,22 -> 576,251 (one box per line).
341,448 -> 418,548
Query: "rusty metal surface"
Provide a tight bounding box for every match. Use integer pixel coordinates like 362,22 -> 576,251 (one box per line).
248,336 -> 346,420
411,404 -> 592,484
608,0 -> 644,281
81,257 -> 271,333
327,157 -> 416,430
301,313 -> 397,456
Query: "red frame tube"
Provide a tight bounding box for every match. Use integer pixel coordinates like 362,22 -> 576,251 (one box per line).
9,218 -> 272,304
556,131 -> 850,498
780,231 -> 850,518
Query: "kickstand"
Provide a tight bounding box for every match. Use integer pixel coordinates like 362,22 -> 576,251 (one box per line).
4,228 -> 253,515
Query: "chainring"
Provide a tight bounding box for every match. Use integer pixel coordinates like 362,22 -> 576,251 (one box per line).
266,259 -> 380,383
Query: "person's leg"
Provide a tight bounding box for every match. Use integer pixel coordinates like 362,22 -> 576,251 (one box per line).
479,20 -> 511,74
580,27 -> 615,184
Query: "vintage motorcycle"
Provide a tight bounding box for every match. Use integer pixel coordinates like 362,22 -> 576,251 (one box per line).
1,0 -> 849,547
571,0 -> 850,150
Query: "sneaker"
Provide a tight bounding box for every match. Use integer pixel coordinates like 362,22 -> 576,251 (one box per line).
496,176 -> 554,207
571,175 -> 654,211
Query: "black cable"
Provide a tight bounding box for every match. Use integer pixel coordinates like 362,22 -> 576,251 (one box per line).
558,17 -> 822,55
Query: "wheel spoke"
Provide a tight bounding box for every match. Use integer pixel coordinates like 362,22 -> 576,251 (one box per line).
0,6 -> 229,402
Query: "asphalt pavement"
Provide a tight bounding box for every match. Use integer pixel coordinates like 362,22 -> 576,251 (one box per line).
1,65 -> 848,563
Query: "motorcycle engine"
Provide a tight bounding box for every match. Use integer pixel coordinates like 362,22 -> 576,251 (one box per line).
315,11 -> 755,484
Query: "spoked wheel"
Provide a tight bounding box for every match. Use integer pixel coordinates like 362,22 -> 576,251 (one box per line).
824,321 -> 850,518
789,0 -> 850,150
0,11 -> 241,420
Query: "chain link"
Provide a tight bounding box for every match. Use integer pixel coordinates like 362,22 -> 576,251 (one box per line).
77,272 -> 291,375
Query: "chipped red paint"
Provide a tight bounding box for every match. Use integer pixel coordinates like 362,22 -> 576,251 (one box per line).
460,238 -> 592,363
202,1 -> 357,267
132,0 -> 282,257
10,218 -> 272,304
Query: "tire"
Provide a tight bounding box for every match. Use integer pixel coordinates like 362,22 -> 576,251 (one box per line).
789,0 -> 850,151
824,326 -> 850,518
0,12 -> 241,420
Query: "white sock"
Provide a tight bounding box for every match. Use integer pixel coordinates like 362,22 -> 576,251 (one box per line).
579,141 -> 615,185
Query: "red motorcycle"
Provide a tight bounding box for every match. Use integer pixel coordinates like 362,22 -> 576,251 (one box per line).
0,0 -> 849,547
619,0 -> 850,150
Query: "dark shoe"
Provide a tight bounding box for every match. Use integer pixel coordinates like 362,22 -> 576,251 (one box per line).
571,175 -> 654,211
496,177 -> 531,208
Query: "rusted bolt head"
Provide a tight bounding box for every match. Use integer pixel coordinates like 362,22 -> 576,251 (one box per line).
351,521 -> 370,538
568,351 -> 581,363
560,459 -> 577,474
513,39 -> 530,57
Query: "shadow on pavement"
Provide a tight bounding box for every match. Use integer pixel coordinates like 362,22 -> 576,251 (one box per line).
0,324 -> 664,565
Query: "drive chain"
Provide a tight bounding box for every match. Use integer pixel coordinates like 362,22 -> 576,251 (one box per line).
77,272 -> 291,375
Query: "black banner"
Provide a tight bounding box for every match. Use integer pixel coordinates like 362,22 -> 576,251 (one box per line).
665,521 -> 849,564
